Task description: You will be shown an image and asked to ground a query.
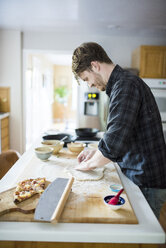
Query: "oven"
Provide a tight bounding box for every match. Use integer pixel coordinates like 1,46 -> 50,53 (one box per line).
143,78 -> 166,142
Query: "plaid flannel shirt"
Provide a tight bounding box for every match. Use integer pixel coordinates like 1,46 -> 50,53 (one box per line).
99,65 -> 166,188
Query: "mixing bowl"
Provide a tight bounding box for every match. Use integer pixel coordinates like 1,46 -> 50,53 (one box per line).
35,147 -> 53,161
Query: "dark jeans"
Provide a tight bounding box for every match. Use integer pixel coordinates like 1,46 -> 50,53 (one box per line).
140,187 -> 166,219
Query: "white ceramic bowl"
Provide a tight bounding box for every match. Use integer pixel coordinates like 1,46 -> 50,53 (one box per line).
88,143 -> 98,149
67,142 -> 86,154
109,184 -> 123,193
35,146 -> 53,161
41,140 -> 64,154
103,195 -> 125,210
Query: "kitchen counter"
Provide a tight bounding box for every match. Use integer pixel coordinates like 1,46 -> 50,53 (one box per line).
0,138 -> 165,245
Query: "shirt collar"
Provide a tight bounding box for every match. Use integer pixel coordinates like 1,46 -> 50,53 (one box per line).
106,64 -> 123,96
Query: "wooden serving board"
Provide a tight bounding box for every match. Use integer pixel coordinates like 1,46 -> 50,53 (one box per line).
0,150 -> 138,224
0,181 -> 50,219
0,187 -> 40,218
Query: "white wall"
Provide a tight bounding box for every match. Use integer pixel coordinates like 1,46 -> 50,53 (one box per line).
0,29 -> 166,154
0,30 -> 22,153
23,32 -> 166,67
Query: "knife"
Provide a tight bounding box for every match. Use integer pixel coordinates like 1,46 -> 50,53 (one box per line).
34,177 -> 74,223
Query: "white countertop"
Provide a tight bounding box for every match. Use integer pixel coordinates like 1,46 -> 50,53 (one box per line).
0,139 -> 165,244
0,112 -> 9,120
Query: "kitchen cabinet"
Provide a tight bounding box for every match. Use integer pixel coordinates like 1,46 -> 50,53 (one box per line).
0,87 -> 10,112
0,87 -> 10,152
132,45 -> 166,78
0,115 -> 9,152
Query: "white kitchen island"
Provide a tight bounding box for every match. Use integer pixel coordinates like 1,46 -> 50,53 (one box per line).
0,139 -> 165,247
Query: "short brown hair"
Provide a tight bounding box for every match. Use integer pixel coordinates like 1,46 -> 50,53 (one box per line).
72,42 -> 113,82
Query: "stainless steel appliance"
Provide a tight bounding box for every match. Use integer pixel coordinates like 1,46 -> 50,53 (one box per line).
143,78 -> 166,141
84,92 -> 99,116
77,84 -> 103,130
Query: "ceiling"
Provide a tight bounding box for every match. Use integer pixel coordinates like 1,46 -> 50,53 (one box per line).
0,0 -> 166,37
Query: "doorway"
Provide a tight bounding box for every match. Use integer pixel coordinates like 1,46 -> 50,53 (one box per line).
23,51 -> 77,151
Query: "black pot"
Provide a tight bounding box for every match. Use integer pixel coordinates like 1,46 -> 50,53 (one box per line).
42,133 -> 75,147
75,128 -> 99,137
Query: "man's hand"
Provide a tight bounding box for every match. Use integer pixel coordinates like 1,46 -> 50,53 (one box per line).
76,161 -> 97,171
76,150 -> 111,171
77,149 -> 97,163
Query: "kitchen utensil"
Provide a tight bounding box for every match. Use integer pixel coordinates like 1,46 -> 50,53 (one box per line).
104,195 -> 125,210
60,136 -> 68,142
108,188 -> 124,205
75,128 -> 99,137
34,177 -> 74,222
42,133 -> 75,147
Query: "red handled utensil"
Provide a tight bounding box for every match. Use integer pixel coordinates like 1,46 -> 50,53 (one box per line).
108,188 -> 124,205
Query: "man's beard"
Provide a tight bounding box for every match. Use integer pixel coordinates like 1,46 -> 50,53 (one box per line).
95,74 -> 106,91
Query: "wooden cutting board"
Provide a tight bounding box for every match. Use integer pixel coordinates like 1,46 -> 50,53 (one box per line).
0,150 -> 138,224
0,187 -> 40,218
0,181 -> 50,219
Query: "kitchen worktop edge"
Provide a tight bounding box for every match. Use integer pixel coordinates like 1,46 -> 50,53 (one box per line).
0,137 -> 165,244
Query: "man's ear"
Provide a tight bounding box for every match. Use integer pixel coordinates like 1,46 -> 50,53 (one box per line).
91,61 -> 100,72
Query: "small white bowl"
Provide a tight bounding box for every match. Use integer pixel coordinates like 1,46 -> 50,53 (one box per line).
35,146 -> 53,161
41,140 -> 64,154
88,143 -> 98,149
103,195 -> 125,210
109,184 -> 123,193
67,142 -> 86,154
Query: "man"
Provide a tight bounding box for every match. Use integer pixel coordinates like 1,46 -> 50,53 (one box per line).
72,42 -> 166,219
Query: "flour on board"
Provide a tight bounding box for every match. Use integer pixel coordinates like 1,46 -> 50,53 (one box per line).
66,167 -> 105,181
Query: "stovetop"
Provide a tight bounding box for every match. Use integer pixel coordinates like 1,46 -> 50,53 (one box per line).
75,136 -> 100,142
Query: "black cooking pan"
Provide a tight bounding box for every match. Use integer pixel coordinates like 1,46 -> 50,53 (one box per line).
75,128 -> 99,137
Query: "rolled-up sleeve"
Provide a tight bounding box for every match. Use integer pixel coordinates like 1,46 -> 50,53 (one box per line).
98,80 -> 141,161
